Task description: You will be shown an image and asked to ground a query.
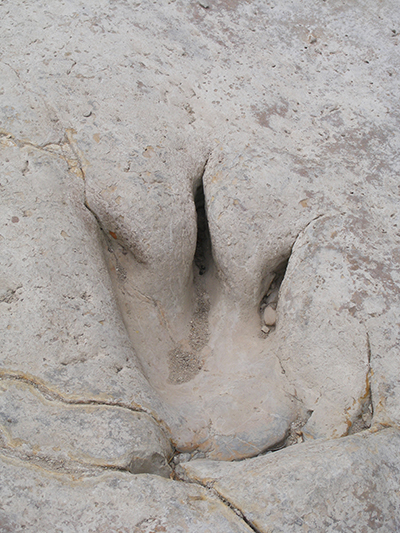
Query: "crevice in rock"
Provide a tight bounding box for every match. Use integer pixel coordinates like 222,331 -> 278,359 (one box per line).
260,258 -> 288,308
283,409 -> 314,447
259,257 -> 289,335
262,214 -> 326,335
0,446 -> 108,477
0,371 -> 164,427
0,130 -> 85,180
366,331 -> 374,418
249,408 -> 314,456
209,488 -> 262,533
84,200 -> 109,242
84,196 -> 144,270
193,174 -> 212,277
347,332 -> 373,435
167,167 -> 212,384
173,471 -> 262,533
0,443 -> 166,478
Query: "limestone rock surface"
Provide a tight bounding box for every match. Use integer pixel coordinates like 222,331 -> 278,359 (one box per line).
179,428 -> 400,533
270,212 -> 400,440
0,379 -> 172,477
1,0 -> 400,529
0,141 -> 173,471
0,454 -> 252,533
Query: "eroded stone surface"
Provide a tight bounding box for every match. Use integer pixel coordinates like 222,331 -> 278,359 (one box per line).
0,379 -> 172,477
1,0 -> 400,461
0,454 -> 253,533
178,428 -> 400,533
0,142 -> 158,409
270,212 -> 400,440
0,142 -> 173,470
1,0 -> 400,528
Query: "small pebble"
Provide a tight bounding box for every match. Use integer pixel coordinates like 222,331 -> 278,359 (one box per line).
261,325 -> 270,334
173,453 -> 191,464
83,110 -> 92,117
199,0 -> 209,8
263,305 -> 277,327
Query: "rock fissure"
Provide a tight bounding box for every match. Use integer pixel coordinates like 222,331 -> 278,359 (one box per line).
210,489 -> 262,533
0,441 -> 173,478
174,470 -> 262,533
259,257 -> 289,335
0,373 -> 175,477
259,214 -> 328,338
347,331 -> 374,435
267,408 -> 314,452
0,371 -> 162,423
0,446 -> 106,477
0,129 -> 85,179
366,331 -> 374,418
193,169 -> 212,277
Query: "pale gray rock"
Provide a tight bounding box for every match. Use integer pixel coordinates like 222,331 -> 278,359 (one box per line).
1,0 -> 400,529
0,454 -> 253,533
0,63 -> 65,147
270,212 -> 400,440
0,379 -> 172,477
178,428 -> 400,533
263,306 -> 277,327
0,141 -> 156,408
0,141 -> 173,471
1,0 -> 399,461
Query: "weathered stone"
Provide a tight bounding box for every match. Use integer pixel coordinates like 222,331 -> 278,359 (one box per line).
270,213 -> 400,440
0,454 -> 253,533
0,142 -> 157,407
179,428 -> 400,533
1,0 -> 400,528
0,379 -> 172,477
263,306 -> 277,327
2,0 -> 399,462
0,142 -> 173,469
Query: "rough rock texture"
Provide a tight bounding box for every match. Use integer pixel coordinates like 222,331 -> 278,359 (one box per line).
0,141 -> 173,471
178,428 -> 400,533
0,454 -> 253,533
268,210 -> 400,440
0,140 -> 157,408
1,0 -> 400,529
0,379 -> 172,477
